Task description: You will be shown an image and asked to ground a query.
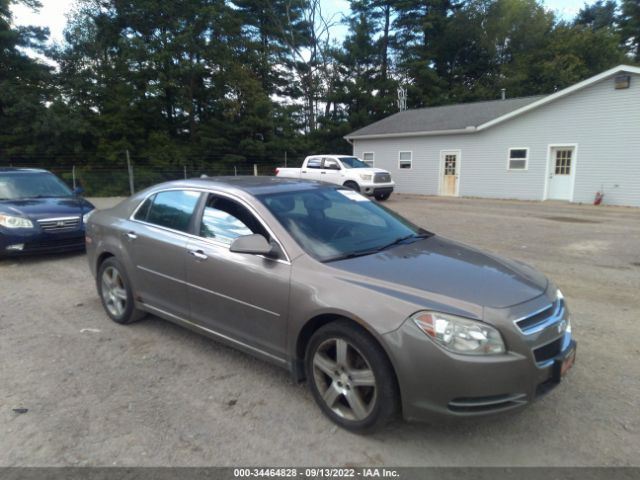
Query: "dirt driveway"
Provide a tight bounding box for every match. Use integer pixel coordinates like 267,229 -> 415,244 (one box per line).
1,195 -> 639,466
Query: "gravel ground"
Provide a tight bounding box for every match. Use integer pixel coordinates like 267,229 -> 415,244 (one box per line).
1,195 -> 639,467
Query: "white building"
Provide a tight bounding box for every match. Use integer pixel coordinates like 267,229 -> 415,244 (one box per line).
346,65 -> 640,207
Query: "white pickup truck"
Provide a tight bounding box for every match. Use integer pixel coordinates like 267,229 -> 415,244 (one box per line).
275,155 -> 395,200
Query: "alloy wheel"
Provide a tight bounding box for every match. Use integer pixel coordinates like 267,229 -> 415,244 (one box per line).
101,266 -> 128,318
312,338 -> 377,421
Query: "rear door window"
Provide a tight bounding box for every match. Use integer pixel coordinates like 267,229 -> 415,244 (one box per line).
144,190 -> 201,233
307,157 -> 322,169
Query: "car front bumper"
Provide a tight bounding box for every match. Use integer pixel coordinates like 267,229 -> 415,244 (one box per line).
382,302 -> 575,422
0,228 -> 86,256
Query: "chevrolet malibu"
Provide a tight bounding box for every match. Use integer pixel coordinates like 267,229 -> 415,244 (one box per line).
0,168 -> 94,256
86,177 -> 576,432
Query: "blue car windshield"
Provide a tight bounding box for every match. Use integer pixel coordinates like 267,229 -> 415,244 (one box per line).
0,173 -> 73,200
339,157 -> 369,169
259,188 -> 430,262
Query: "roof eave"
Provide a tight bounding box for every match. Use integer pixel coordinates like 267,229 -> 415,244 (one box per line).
477,64 -> 640,131
345,127 -> 477,141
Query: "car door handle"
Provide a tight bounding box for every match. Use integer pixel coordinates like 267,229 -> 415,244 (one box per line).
189,249 -> 208,261
125,231 -> 138,240
301,170 -> 307,173
320,171 -> 326,174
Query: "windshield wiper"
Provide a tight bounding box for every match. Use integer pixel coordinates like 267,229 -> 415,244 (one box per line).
323,248 -> 384,262
25,195 -> 68,199
376,233 -> 431,252
324,233 -> 432,262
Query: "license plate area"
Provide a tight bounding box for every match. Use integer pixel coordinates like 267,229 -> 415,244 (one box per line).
552,341 -> 576,382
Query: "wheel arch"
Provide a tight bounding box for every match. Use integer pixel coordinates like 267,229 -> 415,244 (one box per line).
342,180 -> 360,191
96,251 -> 115,271
293,313 -> 402,413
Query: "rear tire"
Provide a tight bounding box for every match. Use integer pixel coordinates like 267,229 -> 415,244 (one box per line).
343,181 -> 360,192
305,320 -> 399,433
97,257 -> 146,324
374,192 -> 391,201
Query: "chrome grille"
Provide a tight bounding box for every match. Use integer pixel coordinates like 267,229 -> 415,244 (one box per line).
37,216 -> 80,232
515,299 -> 564,335
374,172 -> 391,183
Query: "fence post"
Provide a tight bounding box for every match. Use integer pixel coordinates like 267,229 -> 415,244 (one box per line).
284,151 -> 288,167
183,165 -> 187,179
72,165 -> 77,190
234,166 -> 237,176
126,149 -> 135,195
253,164 -> 258,176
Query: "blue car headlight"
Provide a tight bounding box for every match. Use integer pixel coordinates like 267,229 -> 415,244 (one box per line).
0,214 -> 34,229
83,211 -> 94,225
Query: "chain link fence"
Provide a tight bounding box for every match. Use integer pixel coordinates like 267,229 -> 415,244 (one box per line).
0,156 -> 306,197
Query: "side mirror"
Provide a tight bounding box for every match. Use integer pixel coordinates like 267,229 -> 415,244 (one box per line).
73,186 -> 85,196
230,234 -> 274,256
328,164 -> 341,171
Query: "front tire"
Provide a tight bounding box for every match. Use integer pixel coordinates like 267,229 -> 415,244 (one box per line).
374,192 -> 391,201
305,320 -> 399,433
343,181 -> 360,192
97,257 -> 146,324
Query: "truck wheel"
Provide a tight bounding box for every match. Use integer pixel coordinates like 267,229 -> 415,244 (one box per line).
374,193 -> 391,201
343,181 -> 360,192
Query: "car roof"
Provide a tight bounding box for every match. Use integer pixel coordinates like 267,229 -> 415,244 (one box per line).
153,176 -> 334,196
0,167 -> 50,174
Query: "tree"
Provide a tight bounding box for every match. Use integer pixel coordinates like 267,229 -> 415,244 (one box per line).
575,0 -> 618,31
392,0 -> 462,107
620,0 -> 640,60
0,0 -> 54,160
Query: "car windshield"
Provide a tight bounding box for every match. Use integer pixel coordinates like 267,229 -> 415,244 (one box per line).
0,173 -> 73,200
259,188 -> 431,262
339,157 -> 369,169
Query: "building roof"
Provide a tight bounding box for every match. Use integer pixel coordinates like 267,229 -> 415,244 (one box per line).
347,96 -> 545,139
346,64 -> 640,140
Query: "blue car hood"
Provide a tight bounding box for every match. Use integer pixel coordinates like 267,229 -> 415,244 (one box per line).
0,197 -> 95,220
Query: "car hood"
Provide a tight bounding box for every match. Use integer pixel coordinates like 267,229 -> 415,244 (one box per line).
0,197 -> 95,220
329,235 -> 547,309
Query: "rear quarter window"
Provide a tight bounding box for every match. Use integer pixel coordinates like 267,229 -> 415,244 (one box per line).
134,195 -> 155,221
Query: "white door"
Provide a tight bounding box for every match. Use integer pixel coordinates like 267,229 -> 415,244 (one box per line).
440,151 -> 460,196
320,157 -> 343,183
301,157 -> 323,181
547,147 -> 575,200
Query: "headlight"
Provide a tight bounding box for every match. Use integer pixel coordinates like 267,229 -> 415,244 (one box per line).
83,210 -> 94,225
556,289 -> 572,334
0,214 -> 34,229
359,174 -> 372,181
412,311 -> 506,355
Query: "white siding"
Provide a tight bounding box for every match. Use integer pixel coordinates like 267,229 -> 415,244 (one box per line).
353,72 -> 640,206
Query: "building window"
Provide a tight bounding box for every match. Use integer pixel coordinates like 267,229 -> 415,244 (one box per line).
362,152 -> 374,167
399,151 -> 412,169
508,148 -> 528,170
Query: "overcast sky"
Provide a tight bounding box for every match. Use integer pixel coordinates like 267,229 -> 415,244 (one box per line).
12,0 -> 587,46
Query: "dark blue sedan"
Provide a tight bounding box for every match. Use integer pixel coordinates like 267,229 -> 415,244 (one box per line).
0,168 -> 95,256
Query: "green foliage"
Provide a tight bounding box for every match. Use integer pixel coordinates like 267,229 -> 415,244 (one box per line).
0,0 -> 636,182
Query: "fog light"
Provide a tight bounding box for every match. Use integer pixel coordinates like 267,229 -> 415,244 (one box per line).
6,244 -> 25,251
